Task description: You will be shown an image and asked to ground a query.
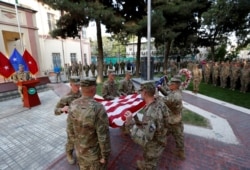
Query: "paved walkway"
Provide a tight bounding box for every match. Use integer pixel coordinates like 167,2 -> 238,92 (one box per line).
0,79 -> 250,170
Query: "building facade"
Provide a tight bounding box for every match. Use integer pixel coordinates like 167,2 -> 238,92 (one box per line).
0,0 -> 91,75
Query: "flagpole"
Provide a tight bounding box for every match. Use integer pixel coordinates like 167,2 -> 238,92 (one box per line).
14,0 -> 24,53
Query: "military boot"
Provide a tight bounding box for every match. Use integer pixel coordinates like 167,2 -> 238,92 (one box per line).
173,149 -> 186,160
66,150 -> 75,164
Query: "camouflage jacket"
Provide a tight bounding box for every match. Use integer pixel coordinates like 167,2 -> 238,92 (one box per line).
119,79 -> 135,95
54,91 -> 81,115
102,80 -> 120,100
68,96 -> 111,161
163,89 -> 183,124
12,71 -> 30,84
129,97 -> 169,147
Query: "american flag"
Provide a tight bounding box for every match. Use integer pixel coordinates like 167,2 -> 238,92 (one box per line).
94,93 -> 145,128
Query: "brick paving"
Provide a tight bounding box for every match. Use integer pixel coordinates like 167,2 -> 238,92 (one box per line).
0,79 -> 250,170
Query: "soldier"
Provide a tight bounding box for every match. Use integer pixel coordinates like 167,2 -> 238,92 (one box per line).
102,69 -> 121,100
120,61 -> 125,74
71,62 -> 79,76
240,62 -> 250,93
156,70 -> 171,95
54,76 -> 81,164
192,64 -> 202,93
204,62 -> 211,84
230,61 -> 241,90
78,62 -> 83,78
103,62 -> 108,76
124,81 -> 169,170
162,77 -> 185,160
119,70 -> 136,95
108,61 -> 113,69
90,62 -> 96,77
68,78 -> 111,169
114,62 -> 120,75
84,64 -> 90,77
64,63 -> 70,81
12,64 -> 30,101
220,61 -> 230,88
212,62 -> 220,86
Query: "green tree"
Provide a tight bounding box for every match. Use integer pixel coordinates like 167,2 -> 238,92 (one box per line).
38,0 -> 123,83
198,0 -> 250,61
152,0 -> 211,70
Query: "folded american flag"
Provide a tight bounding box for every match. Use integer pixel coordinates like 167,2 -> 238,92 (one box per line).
94,93 -> 145,128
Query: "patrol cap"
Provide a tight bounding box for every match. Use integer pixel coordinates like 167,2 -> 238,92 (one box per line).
19,64 -> 24,68
69,76 -> 81,85
80,77 -> 97,87
138,81 -> 155,93
168,77 -> 181,85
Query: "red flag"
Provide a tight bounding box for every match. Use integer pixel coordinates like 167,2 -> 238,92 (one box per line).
0,52 -> 15,78
94,93 -> 146,128
22,49 -> 38,74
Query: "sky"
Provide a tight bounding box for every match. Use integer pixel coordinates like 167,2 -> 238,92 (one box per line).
86,22 -> 110,40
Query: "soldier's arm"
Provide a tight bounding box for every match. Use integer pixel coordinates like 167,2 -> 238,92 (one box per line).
95,105 -> 111,163
54,96 -> 69,115
102,83 -> 114,100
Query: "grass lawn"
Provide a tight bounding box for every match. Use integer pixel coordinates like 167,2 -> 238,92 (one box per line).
187,82 -> 250,109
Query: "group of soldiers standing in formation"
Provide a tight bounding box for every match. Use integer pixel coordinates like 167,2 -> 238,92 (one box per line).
54,67 -> 185,169
63,60 -> 134,80
187,59 -> 250,93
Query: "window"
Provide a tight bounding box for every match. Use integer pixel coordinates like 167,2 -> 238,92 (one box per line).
47,13 -> 56,32
52,53 -> 61,67
70,53 -> 77,64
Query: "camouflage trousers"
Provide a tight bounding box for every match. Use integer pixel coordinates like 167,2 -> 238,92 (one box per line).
193,78 -> 201,92
77,159 -> 107,170
66,122 -> 75,153
140,141 -> 165,170
167,122 -> 184,151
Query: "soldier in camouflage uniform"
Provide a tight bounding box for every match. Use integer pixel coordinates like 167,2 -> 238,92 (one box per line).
156,70 -> 171,95
103,62 -> 108,76
204,62 -> 211,84
102,69 -> 121,100
119,71 -> 136,95
114,62 -> 120,75
124,81 -> 169,170
240,62 -> 250,93
230,61 -> 241,91
54,76 -> 81,164
84,64 -> 90,77
90,63 -> 96,77
68,78 -> 111,169
162,77 -> 185,160
12,64 -> 30,101
120,61 -> 125,75
220,61 -> 230,88
212,62 -> 220,86
192,64 -> 202,93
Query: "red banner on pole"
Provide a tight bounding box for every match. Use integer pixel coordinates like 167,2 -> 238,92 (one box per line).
0,52 -> 15,78
23,50 -> 39,74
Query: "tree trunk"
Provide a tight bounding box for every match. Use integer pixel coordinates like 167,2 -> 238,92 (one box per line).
135,34 -> 141,77
163,40 -> 171,71
96,19 -> 104,83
